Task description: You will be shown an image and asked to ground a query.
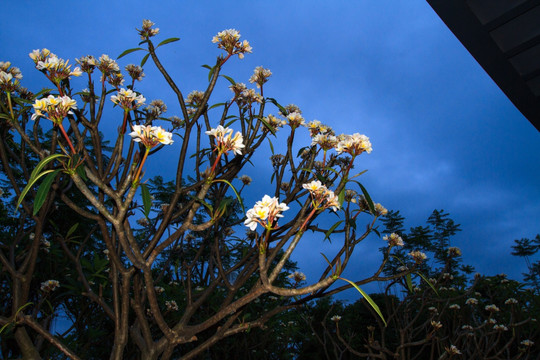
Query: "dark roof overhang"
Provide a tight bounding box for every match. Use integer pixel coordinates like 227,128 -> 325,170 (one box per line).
427,0 -> 540,131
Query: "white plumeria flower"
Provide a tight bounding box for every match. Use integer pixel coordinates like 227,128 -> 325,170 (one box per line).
206,125 -> 245,155
244,195 -> 289,230
129,125 -> 174,148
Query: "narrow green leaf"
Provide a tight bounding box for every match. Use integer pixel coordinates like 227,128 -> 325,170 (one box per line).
221,75 -> 236,85
140,53 -> 150,67
208,64 -> 217,82
223,118 -> 238,128
416,271 -> 439,296
16,169 -> 58,213
266,97 -> 287,115
201,64 -> 212,70
0,302 -> 33,334
267,137 -> 275,155
338,189 -> 345,208
354,181 -> 375,215
406,274 -> 414,293
259,116 -> 277,136
320,252 -> 333,269
30,154 -> 66,182
140,183 -> 152,218
66,223 -> 79,238
348,169 -> 368,180
75,164 -> 87,181
117,47 -> 145,59
213,179 -> 244,213
34,88 -> 54,98
156,37 -> 180,48
208,102 -> 226,110
33,170 -> 60,215
324,220 -> 344,242
340,277 -> 387,327
138,39 -> 150,46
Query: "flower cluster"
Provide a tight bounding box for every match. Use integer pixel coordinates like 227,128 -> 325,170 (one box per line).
32,95 -> 77,124
445,345 -> 461,355
244,195 -> 289,231
0,61 -> 22,92
302,180 -> 340,212
75,55 -> 97,73
129,125 -> 173,148
237,88 -> 263,105
331,315 -> 342,322
249,66 -> 272,88
288,271 -> 306,282
466,298 -> 478,305
186,90 -> 205,106
40,279 -> 60,292
408,250 -> 427,264
286,111 -> 305,128
137,19 -> 160,39
505,298 -> 518,305
306,120 -> 334,137
111,88 -> 146,111
125,64 -> 145,82
165,300 -> 179,311
335,133 -> 372,156
447,246 -> 462,257
383,233 -> 404,247
30,50 -> 82,84
212,29 -> 252,59
485,304 -> 500,312
521,339 -> 534,347
431,320 -> 442,330
97,54 -> 120,77
205,125 -> 245,156
146,99 -> 167,119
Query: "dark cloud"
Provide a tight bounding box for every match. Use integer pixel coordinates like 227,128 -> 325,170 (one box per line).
2,1 -> 538,290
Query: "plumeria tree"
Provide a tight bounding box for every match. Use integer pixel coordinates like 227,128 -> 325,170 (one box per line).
0,21 -> 411,359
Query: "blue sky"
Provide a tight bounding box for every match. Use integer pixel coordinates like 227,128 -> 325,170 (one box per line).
2,1 -> 539,296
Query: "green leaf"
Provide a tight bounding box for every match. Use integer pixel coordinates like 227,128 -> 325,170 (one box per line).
353,181 -> 375,215
66,223 -> 79,238
34,88 -> 54,98
213,179 -> 244,213
208,65 -> 217,82
117,47 -> 145,59
324,220 -> 343,242
405,273 -> 414,293
340,277 -> 387,327
259,116 -> 277,136
140,53 -> 150,67
156,37 -> 180,48
201,64 -> 212,70
31,154 -> 67,182
338,188 -> 345,208
266,97 -> 287,115
208,102 -> 226,110
140,183 -> 152,218
221,75 -> 236,85
416,271 -> 439,296
267,137 -> 275,155
16,163 -> 62,214
75,164 -> 87,181
33,169 -> 60,215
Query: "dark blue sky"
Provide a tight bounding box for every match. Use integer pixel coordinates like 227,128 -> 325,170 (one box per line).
2,1 -> 539,296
